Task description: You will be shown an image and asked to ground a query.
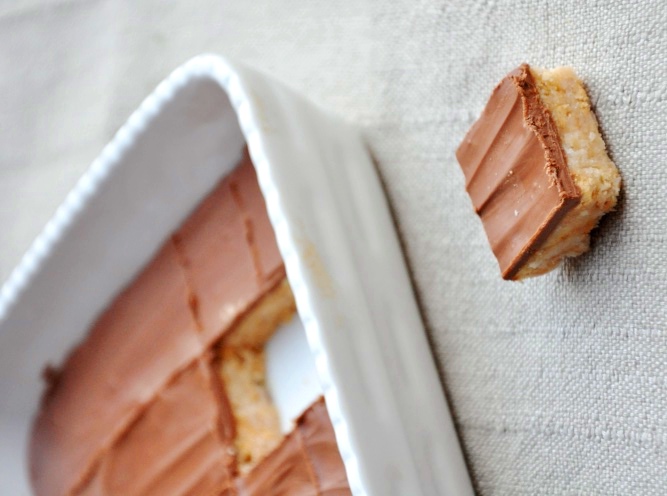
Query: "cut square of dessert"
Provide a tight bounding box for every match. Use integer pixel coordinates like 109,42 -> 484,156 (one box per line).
456,63 -> 621,280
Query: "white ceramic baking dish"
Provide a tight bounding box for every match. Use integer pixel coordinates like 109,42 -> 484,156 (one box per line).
0,54 -> 473,496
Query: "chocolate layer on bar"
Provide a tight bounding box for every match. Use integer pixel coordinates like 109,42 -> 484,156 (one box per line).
173,151 -> 285,347
30,241 -> 204,496
456,64 -> 581,280
75,357 -> 236,496
30,151 -> 350,496
238,398 -> 349,496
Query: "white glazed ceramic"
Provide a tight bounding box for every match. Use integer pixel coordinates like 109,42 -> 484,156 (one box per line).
0,55 -> 473,496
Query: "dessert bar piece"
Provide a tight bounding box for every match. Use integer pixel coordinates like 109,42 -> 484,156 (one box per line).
173,150 -> 285,347
75,357 -> 236,495
30,241 -> 204,496
238,398 -> 349,496
456,64 -> 621,280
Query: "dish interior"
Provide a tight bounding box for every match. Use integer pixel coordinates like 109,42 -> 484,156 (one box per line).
0,76 -> 253,493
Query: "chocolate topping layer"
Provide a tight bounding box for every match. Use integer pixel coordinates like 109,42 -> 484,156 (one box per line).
30,241 -> 203,496
238,398 -> 350,496
296,399 -> 351,495
30,151 -> 349,495
173,151 -> 285,347
456,64 -> 580,279
76,358 -> 235,495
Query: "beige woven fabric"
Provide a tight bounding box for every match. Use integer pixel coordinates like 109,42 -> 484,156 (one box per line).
1,1 -> 666,494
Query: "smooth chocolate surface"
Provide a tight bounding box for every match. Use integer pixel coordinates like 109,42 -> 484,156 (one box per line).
30,241 -> 203,496
456,64 -> 580,279
76,358 -> 235,495
227,155 -> 284,281
173,151 -> 285,347
30,151 -> 349,495
238,398 -> 351,496
297,399 -> 352,495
